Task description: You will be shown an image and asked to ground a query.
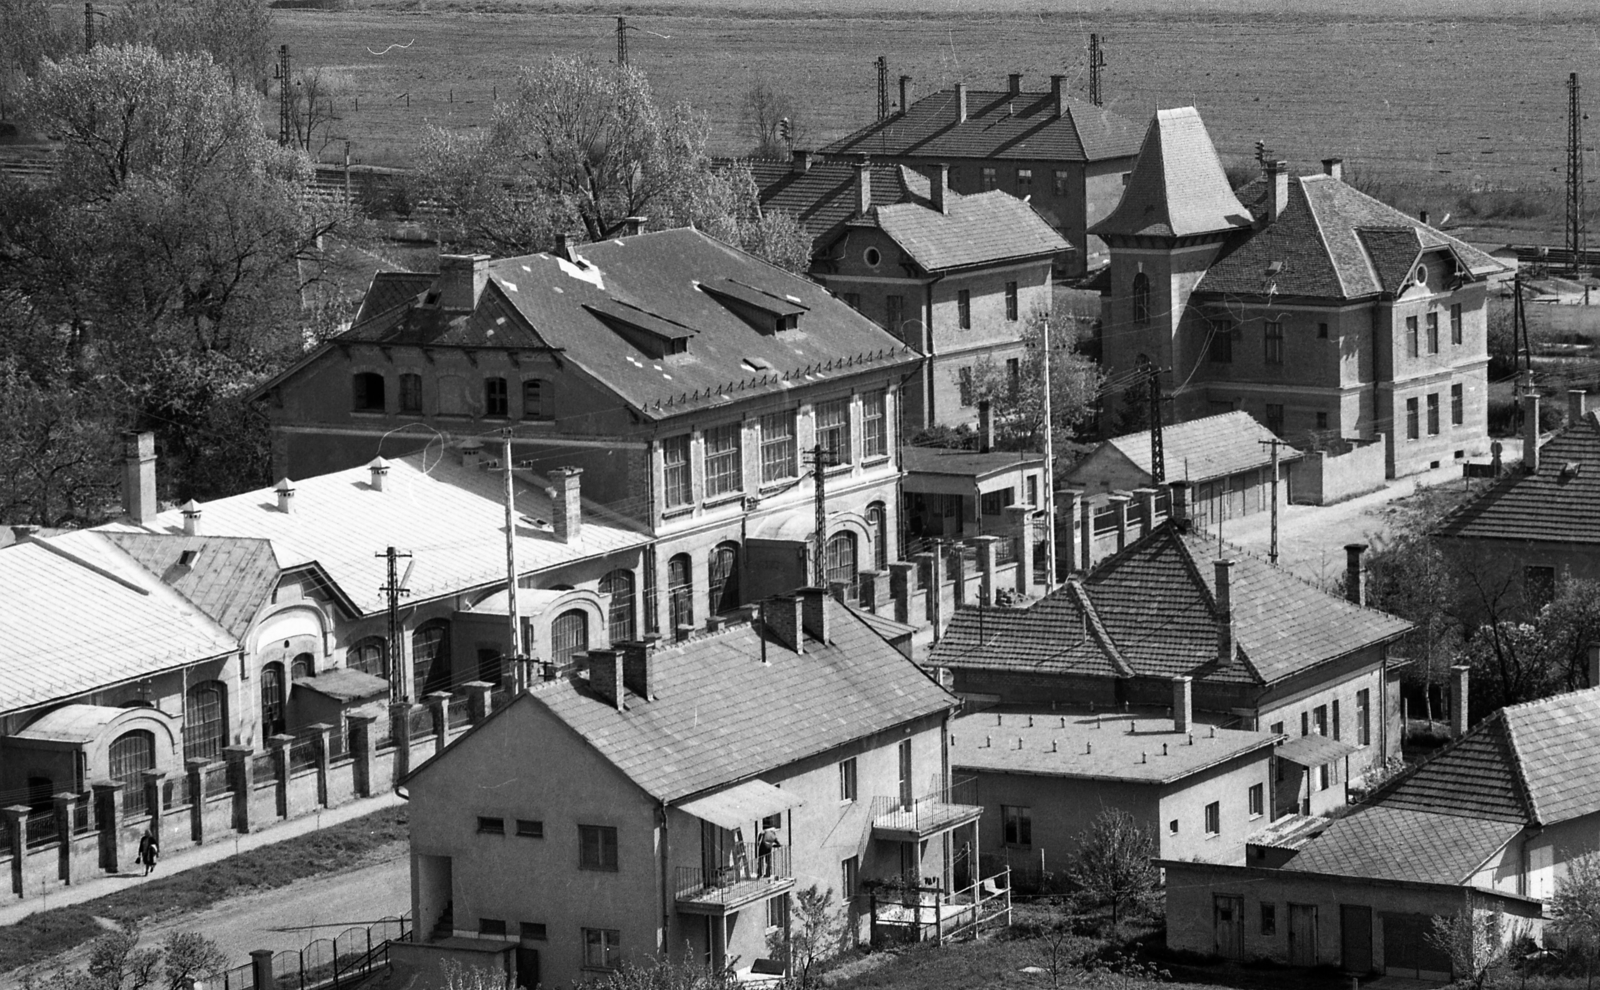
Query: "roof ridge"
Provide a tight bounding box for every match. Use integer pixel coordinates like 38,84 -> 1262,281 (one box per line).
1066,578 -> 1133,676
1494,712 -> 1542,826
1166,524 -> 1266,683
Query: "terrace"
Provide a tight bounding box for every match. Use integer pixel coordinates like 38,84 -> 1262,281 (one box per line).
674,844 -> 795,914
870,776 -> 983,842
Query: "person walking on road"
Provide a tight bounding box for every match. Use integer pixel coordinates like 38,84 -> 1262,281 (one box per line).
137,828 -> 159,876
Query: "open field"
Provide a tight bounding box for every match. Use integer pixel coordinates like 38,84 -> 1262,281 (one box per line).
265,0 -> 1600,195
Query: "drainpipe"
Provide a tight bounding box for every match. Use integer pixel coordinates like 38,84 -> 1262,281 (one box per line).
659,799 -> 672,959
923,278 -> 940,425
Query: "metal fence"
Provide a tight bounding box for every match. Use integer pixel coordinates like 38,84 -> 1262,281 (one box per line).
24,808 -> 57,848
164,775 -> 194,808
488,686 -> 512,712
251,752 -> 279,783
993,536 -> 1018,565
328,726 -> 350,762
207,914 -> 409,990
289,737 -> 319,774
205,764 -> 233,798
72,797 -> 91,835
407,706 -> 435,739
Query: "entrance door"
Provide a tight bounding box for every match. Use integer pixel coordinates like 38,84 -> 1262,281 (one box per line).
1213,895 -> 1244,960
1339,904 -> 1372,974
514,946 -> 539,989
1288,904 -> 1319,966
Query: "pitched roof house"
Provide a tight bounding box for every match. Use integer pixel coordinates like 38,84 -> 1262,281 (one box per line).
1093,107 -> 1508,480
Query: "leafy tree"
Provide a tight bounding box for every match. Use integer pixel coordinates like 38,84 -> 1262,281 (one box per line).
1067,808 -> 1158,931
740,77 -> 803,160
1427,899 -> 1508,990
768,884 -> 848,986
1551,853 -> 1600,988
96,0 -> 273,93
0,0 -> 76,118
960,311 -> 1103,457
1457,577 -> 1600,720
22,925 -> 226,990
0,356 -> 120,527
1363,531 -> 1462,723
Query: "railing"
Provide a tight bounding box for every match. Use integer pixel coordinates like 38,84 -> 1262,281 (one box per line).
993,536 -> 1018,565
488,686 -> 512,712
289,737 -> 319,774
205,914 -> 409,990
674,845 -> 792,902
448,703 -> 473,729
165,775 -> 193,808
251,752 -> 279,783
328,728 -> 350,762
869,776 -> 980,836
72,797 -> 91,834
869,868 -> 1012,946
205,764 -> 233,797
1092,504 -> 1119,536
25,808 -> 57,848
408,706 -> 436,739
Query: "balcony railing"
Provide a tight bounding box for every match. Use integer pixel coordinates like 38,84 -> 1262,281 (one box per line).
870,776 -> 983,839
674,844 -> 793,912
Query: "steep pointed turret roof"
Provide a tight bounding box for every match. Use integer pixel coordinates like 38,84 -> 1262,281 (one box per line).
1089,107 -> 1252,240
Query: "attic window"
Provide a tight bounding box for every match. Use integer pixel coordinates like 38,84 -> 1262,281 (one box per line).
701,279 -> 808,335
1266,261 -> 1284,277
179,549 -> 199,568
422,290 -> 442,307
1413,265 -> 1429,287
1561,461 -> 1582,481
742,357 -> 772,372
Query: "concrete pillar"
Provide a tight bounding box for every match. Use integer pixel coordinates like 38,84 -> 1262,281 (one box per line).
974,535 -> 1000,606
91,781 -> 124,871
390,701 -> 413,784
5,804 -> 26,895
1109,493 -> 1133,551
53,791 -> 75,884
306,723 -> 333,807
185,759 -> 207,844
1451,665 -> 1471,738
859,570 -> 890,614
348,713 -> 378,798
251,949 -> 277,990
948,544 -> 967,609
269,734 -> 295,820
224,746 -> 253,833
141,769 -> 166,851
426,692 -> 452,754
912,552 -> 938,632
1005,506 -> 1035,596
1135,487 -> 1159,537
1078,498 -> 1093,571
889,561 -> 919,626
463,681 -> 493,724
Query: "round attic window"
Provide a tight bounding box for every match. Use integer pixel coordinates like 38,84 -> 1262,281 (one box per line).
1413,264 -> 1429,287
863,247 -> 882,268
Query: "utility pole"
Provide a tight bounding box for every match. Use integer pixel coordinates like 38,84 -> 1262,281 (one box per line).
376,546 -> 413,704
276,45 -> 291,148
804,444 -> 839,586
1041,318 -> 1058,589
1088,34 -> 1106,107
1146,362 -> 1166,485
877,55 -> 888,121
84,2 -> 94,54
617,16 -> 628,67
1569,72 -> 1586,276
500,429 -> 523,691
1514,269 -> 1530,377
1257,438 -> 1283,565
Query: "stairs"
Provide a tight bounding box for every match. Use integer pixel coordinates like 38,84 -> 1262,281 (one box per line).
431,900 -> 454,940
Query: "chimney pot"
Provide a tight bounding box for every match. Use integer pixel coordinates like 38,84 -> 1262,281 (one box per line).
181,499 -> 202,536
1344,543 -> 1367,606
1322,157 -> 1343,181
1570,389 -> 1588,424
438,254 -> 491,312
854,155 -> 872,218
121,431 -> 158,525
620,216 -> 647,237
1173,675 -> 1193,734
275,478 -> 296,515
977,400 -> 995,454
551,466 -> 583,544
368,457 -> 389,492
1214,560 -> 1235,665
1007,72 -> 1021,95
931,163 -> 949,214
1167,481 -> 1191,531
1524,383 -> 1542,474
9,525 -> 39,542
792,149 -> 811,173
461,442 -> 484,471
1419,209 -> 1429,226
1450,664 -> 1470,738
799,586 -> 830,644
1050,74 -> 1066,118
899,75 -> 912,113
955,82 -> 967,123
554,233 -> 572,261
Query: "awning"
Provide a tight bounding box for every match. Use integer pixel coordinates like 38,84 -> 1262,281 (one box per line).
677,780 -> 804,832
295,668 -> 390,703
1276,734 -> 1361,767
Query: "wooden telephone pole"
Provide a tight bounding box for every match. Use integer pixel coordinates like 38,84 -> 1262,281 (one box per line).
377,546 -> 414,704
1257,438 -> 1284,565
804,445 -> 840,586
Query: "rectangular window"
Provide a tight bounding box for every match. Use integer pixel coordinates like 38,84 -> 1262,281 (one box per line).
521,922 -> 547,941
661,435 -> 692,508
980,167 -> 997,190
1026,476 -> 1039,509
1169,819 -> 1179,834
479,918 -> 507,937
1451,383 -> 1464,426
1005,281 -> 1019,321
1002,805 -> 1033,846
1208,318 -> 1234,363
1265,403 -> 1284,435
958,289 -> 972,329
1332,700 -> 1341,741
768,893 -> 788,930
981,488 -> 1014,516
1451,303 -> 1463,345
1204,801 -> 1220,836
703,423 -> 743,498
958,367 -> 974,407
1300,712 -> 1309,737
583,928 -> 621,970
1406,315 -> 1419,358
841,855 -> 859,898
862,390 -> 888,460
1357,689 -> 1371,746
516,819 -> 544,838
1006,358 -> 1021,399
815,399 -> 852,465
579,825 -> 619,871
897,739 -> 913,807
1261,903 -> 1276,936
1271,722 -> 1284,737
1406,398 -> 1420,440
1248,783 -> 1264,818
1313,705 -> 1328,737
759,411 -> 797,484
1318,763 -> 1331,791
485,378 -> 509,417
477,816 -> 505,835
1316,411 -> 1329,430
1426,311 -> 1440,354
1318,322 -> 1329,340
1427,393 -> 1440,436
1054,170 -> 1069,197
1264,320 -> 1284,365
399,373 -> 423,413
885,294 -> 905,335
1016,168 -> 1032,192
839,758 -> 857,802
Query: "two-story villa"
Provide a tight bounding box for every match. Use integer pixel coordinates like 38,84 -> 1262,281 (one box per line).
1092,107 -> 1506,478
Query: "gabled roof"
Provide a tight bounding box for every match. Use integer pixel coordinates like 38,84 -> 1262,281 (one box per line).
1088,107 -> 1252,240
508,601 -> 954,802
866,188 -> 1070,272
931,521 -> 1412,688
1282,805 -> 1519,886
351,271 -> 434,326
101,533 -> 279,639
901,445 -> 1043,480
743,159 -> 927,244
819,87 -> 1143,164
1436,411 -> 1600,545
1087,410 -> 1298,485
1379,713 -> 1532,823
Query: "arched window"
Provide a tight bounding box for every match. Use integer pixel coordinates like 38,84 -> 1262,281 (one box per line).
551,610 -> 589,674
523,379 -> 548,419
348,636 -> 387,678
110,730 -> 155,814
412,620 -> 451,701
352,372 -> 386,411
667,554 -> 693,632
708,542 -> 740,616
825,532 -> 858,590
290,652 -> 315,680
867,502 -> 889,571
599,570 -> 636,643
183,681 -> 228,762
260,662 -> 286,738
1132,272 -> 1150,327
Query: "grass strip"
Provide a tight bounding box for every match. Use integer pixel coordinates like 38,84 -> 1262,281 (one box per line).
0,806 -> 407,976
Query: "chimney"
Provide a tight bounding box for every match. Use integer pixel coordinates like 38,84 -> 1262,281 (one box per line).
764,595 -> 804,654
899,75 -> 912,113
1007,72 -> 1021,96
553,233 -> 573,261
619,639 -> 656,701
955,82 -> 967,123
1450,664 -> 1470,738
368,457 -> 389,492
1168,481 -> 1190,531
1173,676 -> 1193,734
1523,386 -> 1542,474
9,525 -> 39,542
181,499 -> 202,537
588,649 -> 624,711
619,216 -> 647,237
1322,157 -> 1343,181
1491,439 -> 1504,477
799,586 -> 830,644
551,466 -> 583,543
1344,544 -> 1367,606
1570,389 -> 1588,424
438,254 -> 491,312
977,400 -> 995,453
791,149 -> 811,174
1266,160 -> 1290,222
1214,560 -> 1235,666
1418,209 -> 1429,226
854,156 -> 872,217
274,478 -> 296,515
931,163 -> 949,214
1588,643 -> 1600,687
1050,74 -> 1065,118
461,441 -> 484,471
121,431 -> 157,525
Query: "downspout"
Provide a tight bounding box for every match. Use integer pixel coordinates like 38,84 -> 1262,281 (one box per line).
1370,303 -> 1383,442
659,799 -> 672,960
924,277 -> 941,425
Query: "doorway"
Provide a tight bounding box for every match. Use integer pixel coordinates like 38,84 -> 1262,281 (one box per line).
1288,903 -> 1318,966
514,946 -> 539,988
1339,904 -> 1372,974
1213,895 -> 1244,960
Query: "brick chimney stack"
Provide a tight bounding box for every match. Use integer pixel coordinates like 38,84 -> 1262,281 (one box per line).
1173,675 -> 1193,734
899,75 -> 912,113
588,649 -> 624,711
121,431 -> 157,525
438,254 -> 491,312
1451,664 -> 1470,738
854,155 -> 872,218
931,163 -> 949,214
1051,74 -> 1066,118
764,595 -> 805,655
955,82 -> 967,123
1007,72 -> 1021,96
1265,160 -> 1290,222
619,639 -> 656,701
1570,389 -> 1588,424
791,149 -> 811,174
1214,560 -> 1235,666
1344,544 -> 1367,606
1322,157 -> 1343,181
550,467 -> 583,544
799,586 -> 830,644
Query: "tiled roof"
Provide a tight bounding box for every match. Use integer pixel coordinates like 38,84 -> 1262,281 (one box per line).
950,711 -> 1273,784
1088,108 -> 1252,240
743,160 -> 926,244
352,271 -> 434,326
101,453 -> 650,616
868,189 -> 1070,271
931,522 -> 1412,687
1275,733 -> 1360,767
1283,805 -> 1520,885
333,228 -> 919,418
102,533 -> 279,639
818,87 -> 1143,164
1436,412 -> 1600,545
0,535 -> 237,714
1501,687 -> 1600,825
1198,173 -> 1506,300
514,602 -> 954,802
901,445 -> 1043,480
1379,713 -> 1532,823
1092,410 -> 1299,483
1247,813 -> 1330,851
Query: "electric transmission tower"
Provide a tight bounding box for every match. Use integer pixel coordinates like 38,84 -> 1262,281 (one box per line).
1088,34 -> 1106,107
1569,72 -> 1586,275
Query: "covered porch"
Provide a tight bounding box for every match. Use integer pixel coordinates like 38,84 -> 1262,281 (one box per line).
865,775 -> 999,946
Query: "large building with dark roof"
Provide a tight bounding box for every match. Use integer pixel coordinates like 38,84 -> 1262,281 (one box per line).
1091,107 -> 1508,479
818,73 -> 1141,275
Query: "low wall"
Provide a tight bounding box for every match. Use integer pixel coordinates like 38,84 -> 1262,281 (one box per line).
1288,436 -> 1388,506
287,771 -> 320,819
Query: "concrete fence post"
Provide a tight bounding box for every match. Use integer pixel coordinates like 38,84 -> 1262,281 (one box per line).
889,561 -> 918,626
1134,487 -> 1159,537
859,569 -> 890,613
307,722 -> 333,808
268,734 -> 295,820
1109,493 -> 1132,552
426,692 -> 452,754
5,804 -> 27,895
185,759 -> 207,844
90,781 -> 123,872
348,713 -> 378,798
948,544 -> 967,609
974,535 -> 1000,606
53,791 -> 75,884
390,702 -> 413,785
251,949 -> 277,990
140,769 -> 166,857
1078,497 -> 1093,571
1005,505 -> 1035,596
463,681 -> 493,724
223,746 -> 253,833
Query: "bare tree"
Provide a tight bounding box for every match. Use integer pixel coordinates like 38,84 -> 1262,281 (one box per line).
740,77 -> 803,160
1427,897 -> 1509,990
21,924 -> 226,990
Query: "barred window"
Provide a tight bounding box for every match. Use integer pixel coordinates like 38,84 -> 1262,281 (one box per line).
816,399 -> 851,465
759,411 -> 797,484
662,435 -> 692,508
348,636 -> 386,678
703,424 -> 743,498
1264,321 -> 1284,365
599,570 -> 636,643
862,390 -> 887,460
183,681 -> 228,762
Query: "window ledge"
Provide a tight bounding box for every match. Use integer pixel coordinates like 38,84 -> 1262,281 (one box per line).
759,480 -> 799,494
351,409 -> 389,417
862,455 -> 892,469
702,492 -> 746,510
825,464 -> 854,477
662,506 -> 695,520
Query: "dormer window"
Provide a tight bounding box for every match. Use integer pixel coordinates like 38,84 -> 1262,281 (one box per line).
701,279 -> 807,335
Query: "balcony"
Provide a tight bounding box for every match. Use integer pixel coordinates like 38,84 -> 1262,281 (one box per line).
675,844 -> 794,914
870,776 -> 983,842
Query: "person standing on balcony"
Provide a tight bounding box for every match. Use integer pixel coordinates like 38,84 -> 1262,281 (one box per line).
757,820 -> 782,877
